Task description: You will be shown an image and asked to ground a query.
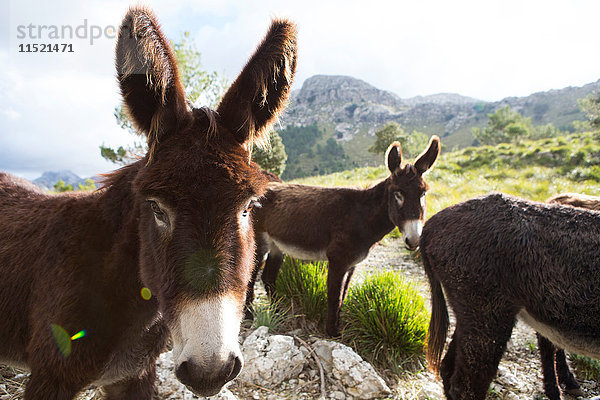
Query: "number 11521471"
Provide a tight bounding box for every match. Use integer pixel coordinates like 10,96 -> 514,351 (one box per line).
19,43 -> 74,53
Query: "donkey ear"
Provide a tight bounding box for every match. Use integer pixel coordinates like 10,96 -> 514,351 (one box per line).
217,19 -> 297,146
415,135 -> 441,175
115,7 -> 187,148
385,141 -> 403,173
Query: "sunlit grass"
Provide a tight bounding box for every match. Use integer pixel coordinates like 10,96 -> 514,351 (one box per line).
343,271 -> 429,373
275,256 -> 328,322
250,298 -> 290,332
292,131 -> 600,219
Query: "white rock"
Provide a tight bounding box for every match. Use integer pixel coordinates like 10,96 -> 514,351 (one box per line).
496,365 -> 521,389
419,381 -> 444,399
329,390 -> 346,400
239,326 -> 307,387
313,340 -> 391,400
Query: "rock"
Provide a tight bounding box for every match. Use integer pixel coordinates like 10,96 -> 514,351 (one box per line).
419,381 -> 444,399
313,340 -> 391,399
496,365 -> 521,389
329,390 -> 346,400
239,326 -> 307,387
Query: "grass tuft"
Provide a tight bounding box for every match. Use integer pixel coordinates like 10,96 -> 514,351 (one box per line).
342,271 -> 429,373
275,256 -> 328,322
570,354 -> 600,381
250,298 -> 289,332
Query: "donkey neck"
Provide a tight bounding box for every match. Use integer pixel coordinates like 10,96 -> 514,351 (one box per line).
95,162 -> 160,320
358,178 -> 395,241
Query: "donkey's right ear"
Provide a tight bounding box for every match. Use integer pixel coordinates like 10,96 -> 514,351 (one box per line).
115,7 -> 187,149
217,19 -> 297,147
385,142 -> 403,173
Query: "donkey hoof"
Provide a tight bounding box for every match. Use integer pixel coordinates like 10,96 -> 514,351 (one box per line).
565,387 -> 585,397
326,327 -> 341,338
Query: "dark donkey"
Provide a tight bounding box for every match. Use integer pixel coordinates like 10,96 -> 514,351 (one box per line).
248,137 -> 440,336
421,192 -> 600,400
533,193 -> 600,399
0,7 -> 297,399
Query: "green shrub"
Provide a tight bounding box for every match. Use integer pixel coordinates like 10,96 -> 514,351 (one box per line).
275,257 -> 328,322
342,271 -> 429,372
570,354 -> 600,381
251,298 -> 289,332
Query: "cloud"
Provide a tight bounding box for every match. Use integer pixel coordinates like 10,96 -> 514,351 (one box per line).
2,0 -> 600,180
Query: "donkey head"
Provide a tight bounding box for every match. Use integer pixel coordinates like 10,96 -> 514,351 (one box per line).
385,136 -> 440,250
115,7 -> 296,396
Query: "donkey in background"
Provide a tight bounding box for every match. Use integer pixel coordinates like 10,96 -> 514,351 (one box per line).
421,193 -> 600,400
533,192 -> 600,399
0,7 -> 297,399
248,137 -> 440,336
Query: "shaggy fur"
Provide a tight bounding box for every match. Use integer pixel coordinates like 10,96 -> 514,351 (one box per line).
249,137 -> 440,336
534,192 -> 600,400
0,7 -> 297,399
548,192 -> 600,211
421,193 -> 600,400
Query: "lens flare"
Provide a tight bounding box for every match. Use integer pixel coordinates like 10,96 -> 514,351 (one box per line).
50,324 -> 71,357
71,330 -> 86,340
141,287 -> 152,300
51,325 -> 87,358
184,248 -> 222,292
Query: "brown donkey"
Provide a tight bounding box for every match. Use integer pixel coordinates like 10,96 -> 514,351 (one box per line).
0,7 -> 297,399
421,193 -> 600,400
248,137 -> 440,336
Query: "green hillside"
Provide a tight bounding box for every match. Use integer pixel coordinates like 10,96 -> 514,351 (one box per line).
290,131 -> 600,218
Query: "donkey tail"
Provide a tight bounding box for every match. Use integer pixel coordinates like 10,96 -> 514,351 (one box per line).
422,249 -> 449,375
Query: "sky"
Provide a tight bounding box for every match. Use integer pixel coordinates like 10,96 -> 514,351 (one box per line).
1,0 -> 600,179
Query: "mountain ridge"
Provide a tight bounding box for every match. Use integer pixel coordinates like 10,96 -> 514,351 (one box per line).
278,74 -> 599,179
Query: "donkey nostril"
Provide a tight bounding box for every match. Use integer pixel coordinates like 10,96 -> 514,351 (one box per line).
175,361 -> 192,386
226,355 -> 243,382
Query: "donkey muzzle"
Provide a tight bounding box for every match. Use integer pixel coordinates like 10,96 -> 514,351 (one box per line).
176,353 -> 243,396
402,219 -> 423,251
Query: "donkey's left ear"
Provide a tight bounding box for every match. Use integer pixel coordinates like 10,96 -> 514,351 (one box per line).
415,135 -> 441,175
115,7 -> 188,148
217,19 -> 297,146
385,141 -> 403,173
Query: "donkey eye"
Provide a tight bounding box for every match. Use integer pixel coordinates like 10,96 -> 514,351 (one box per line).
147,200 -> 168,224
242,200 -> 259,218
394,192 -> 404,206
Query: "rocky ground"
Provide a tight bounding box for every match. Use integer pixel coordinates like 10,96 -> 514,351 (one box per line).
1,237 -> 599,399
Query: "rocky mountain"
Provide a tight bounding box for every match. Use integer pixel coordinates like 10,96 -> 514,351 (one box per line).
278,75 -> 598,179
33,170 -> 87,190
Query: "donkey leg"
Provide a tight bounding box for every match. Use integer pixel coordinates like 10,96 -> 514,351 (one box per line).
25,372 -> 82,400
537,333 -> 563,400
325,260 -> 351,338
341,266 -> 356,301
261,248 -> 284,299
556,349 -> 584,396
440,335 -> 458,389
245,238 -> 270,319
445,317 -> 514,400
101,318 -> 168,400
103,366 -> 157,400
